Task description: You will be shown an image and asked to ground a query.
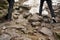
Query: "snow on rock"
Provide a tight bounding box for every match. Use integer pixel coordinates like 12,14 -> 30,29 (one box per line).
23,0 -> 40,7
23,0 -> 48,15
52,0 -> 58,5
52,0 -> 60,5
29,6 -> 39,14
14,0 -> 19,2
42,10 -> 49,16
23,0 -> 60,15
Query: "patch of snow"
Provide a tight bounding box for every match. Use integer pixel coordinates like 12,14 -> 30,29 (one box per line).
14,0 -> 19,2
23,0 -> 60,14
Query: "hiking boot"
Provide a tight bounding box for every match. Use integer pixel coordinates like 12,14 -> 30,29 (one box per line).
50,17 -> 56,23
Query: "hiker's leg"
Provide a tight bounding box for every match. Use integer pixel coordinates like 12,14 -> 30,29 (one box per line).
46,0 -> 55,17
46,0 -> 56,23
39,0 -> 44,15
7,0 -> 14,20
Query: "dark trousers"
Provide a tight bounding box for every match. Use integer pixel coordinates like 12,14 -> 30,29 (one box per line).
6,0 -> 14,20
39,0 -> 55,17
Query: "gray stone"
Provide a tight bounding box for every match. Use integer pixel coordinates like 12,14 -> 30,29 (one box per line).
13,15 -> 18,19
31,22 -> 41,27
40,27 -> 53,36
0,34 -> 11,40
23,12 -> 31,18
28,14 -> 43,22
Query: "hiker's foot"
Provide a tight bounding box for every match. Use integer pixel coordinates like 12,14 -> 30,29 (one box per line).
3,15 -> 12,21
50,17 -> 57,23
3,17 -> 12,22
36,13 -> 41,16
4,18 -> 11,21
36,13 -> 42,16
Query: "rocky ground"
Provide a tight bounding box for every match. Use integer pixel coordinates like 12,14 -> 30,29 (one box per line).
0,0 -> 60,40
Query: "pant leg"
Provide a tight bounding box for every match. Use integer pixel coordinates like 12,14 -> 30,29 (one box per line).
46,0 -> 55,17
39,0 -> 44,15
7,0 -> 14,19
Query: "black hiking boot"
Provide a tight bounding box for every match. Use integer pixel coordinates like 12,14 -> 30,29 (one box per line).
50,17 -> 56,23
